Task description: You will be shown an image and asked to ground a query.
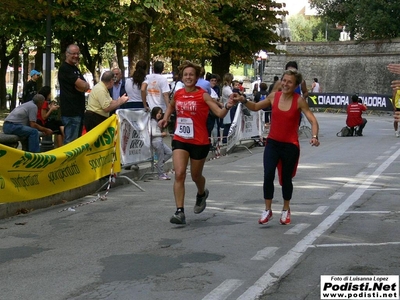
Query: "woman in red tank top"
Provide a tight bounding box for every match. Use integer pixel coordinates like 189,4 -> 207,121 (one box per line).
235,69 -> 320,226
159,61 -> 241,225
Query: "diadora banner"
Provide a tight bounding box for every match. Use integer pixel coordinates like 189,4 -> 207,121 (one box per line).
308,93 -> 393,111
0,115 -> 121,203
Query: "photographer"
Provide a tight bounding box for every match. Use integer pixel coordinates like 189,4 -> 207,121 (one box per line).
346,95 -> 367,136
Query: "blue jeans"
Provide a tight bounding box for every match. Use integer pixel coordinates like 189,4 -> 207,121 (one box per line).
62,116 -> 83,145
3,122 -> 40,152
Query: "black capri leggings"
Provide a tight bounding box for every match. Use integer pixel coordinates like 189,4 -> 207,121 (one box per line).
263,138 -> 300,201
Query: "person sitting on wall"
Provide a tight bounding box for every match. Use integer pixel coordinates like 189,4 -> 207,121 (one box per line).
346,94 -> 367,136
3,94 -> 53,152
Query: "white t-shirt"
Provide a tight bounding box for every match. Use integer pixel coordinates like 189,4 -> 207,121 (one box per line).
125,78 -> 142,103
312,82 -> 320,93
144,74 -> 170,111
222,85 -> 233,124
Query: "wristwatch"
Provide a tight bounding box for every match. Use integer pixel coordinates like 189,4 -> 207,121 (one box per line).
312,135 -> 318,140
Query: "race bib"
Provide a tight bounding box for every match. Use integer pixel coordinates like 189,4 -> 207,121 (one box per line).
175,117 -> 194,139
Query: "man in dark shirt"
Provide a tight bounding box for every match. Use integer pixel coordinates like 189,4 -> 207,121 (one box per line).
22,70 -> 41,103
58,44 -> 90,144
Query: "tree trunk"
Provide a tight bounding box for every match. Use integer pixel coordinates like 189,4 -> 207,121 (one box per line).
127,21 -> 151,74
116,42 -> 125,78
11,47 -> 21,111
0,37 -> 11,110
35,43 -> 44,90
171,55 -> 180,77
211,46 -> 231,80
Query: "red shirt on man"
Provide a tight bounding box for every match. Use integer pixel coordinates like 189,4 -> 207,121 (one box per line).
346,102 -> 366,127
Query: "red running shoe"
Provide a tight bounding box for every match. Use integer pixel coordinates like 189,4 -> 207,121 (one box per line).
258,210 -> 273,224
280,209 -> 291,225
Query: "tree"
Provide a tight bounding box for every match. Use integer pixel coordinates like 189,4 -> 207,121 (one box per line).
209,0 -> 285,78
288,15 -> 314,42
287,15 -> 340,42
310,0 -> 400,40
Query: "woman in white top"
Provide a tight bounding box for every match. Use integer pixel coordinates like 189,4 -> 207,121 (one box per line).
221,73 -> 234,143
311,78 -> 321,93
123,60 -> 147,109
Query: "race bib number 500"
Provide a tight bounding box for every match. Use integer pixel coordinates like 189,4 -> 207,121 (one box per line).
175,117 -> 194,139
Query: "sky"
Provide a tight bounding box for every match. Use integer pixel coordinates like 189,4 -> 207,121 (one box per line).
278,0 -> 317,17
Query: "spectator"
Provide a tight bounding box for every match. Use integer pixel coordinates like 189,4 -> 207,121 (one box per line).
3,94 -> 53,152
22,70 -> 41,104
58,44 -> 90,144
268,76 -> 279,94
84,71 -> 128,132
150,106 -> 172,180
346,95 -> 367,136
141,61 -> 170,112
37,86 -> 64,148
387,63 -> 400,127
207,74 -> 223,145
221,73 -> 234,143
392,89 -> 400,137
238,80 -> 245,92
252,83 -> 259,97
124,60 -> 148,109
254,82 -> 271,125
311,78 -> 321,92
108,67 -> 126,114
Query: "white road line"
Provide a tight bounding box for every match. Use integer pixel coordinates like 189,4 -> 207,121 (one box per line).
202,279 -> 244,300
311,241 -> 400,248
284,223 -> 310,235
310,206 -> 329,215
345,211 -> 396,214
367,162 -> 377,168
329,192 -> 345,200
251,247 -> 279,261
376,156 -> 386,160
236,147 -> 400,300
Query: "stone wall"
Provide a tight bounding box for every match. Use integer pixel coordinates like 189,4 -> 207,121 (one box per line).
263,39 -> 400,95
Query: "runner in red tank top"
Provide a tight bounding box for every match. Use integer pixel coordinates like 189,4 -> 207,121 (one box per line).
159,61 -> 243,225
234,69 -> 320,225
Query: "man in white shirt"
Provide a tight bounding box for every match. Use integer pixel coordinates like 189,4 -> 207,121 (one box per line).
141,61 -> 170,112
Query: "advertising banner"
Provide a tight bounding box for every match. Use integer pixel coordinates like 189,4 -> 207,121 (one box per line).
308,93 -> 393,111
0,115 -> 121,203
117,109 -> 152,167
227,104 -> 264,152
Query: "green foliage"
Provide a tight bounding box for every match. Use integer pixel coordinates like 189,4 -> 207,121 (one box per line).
288,15 -> 315,42
310,0 -> 400,40
288,15 -> 341,42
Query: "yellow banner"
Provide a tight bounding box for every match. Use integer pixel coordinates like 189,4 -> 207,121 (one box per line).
0,115 -> 121,203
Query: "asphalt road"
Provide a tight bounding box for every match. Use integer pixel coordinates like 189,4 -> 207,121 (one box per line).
0,112 -> 399,300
